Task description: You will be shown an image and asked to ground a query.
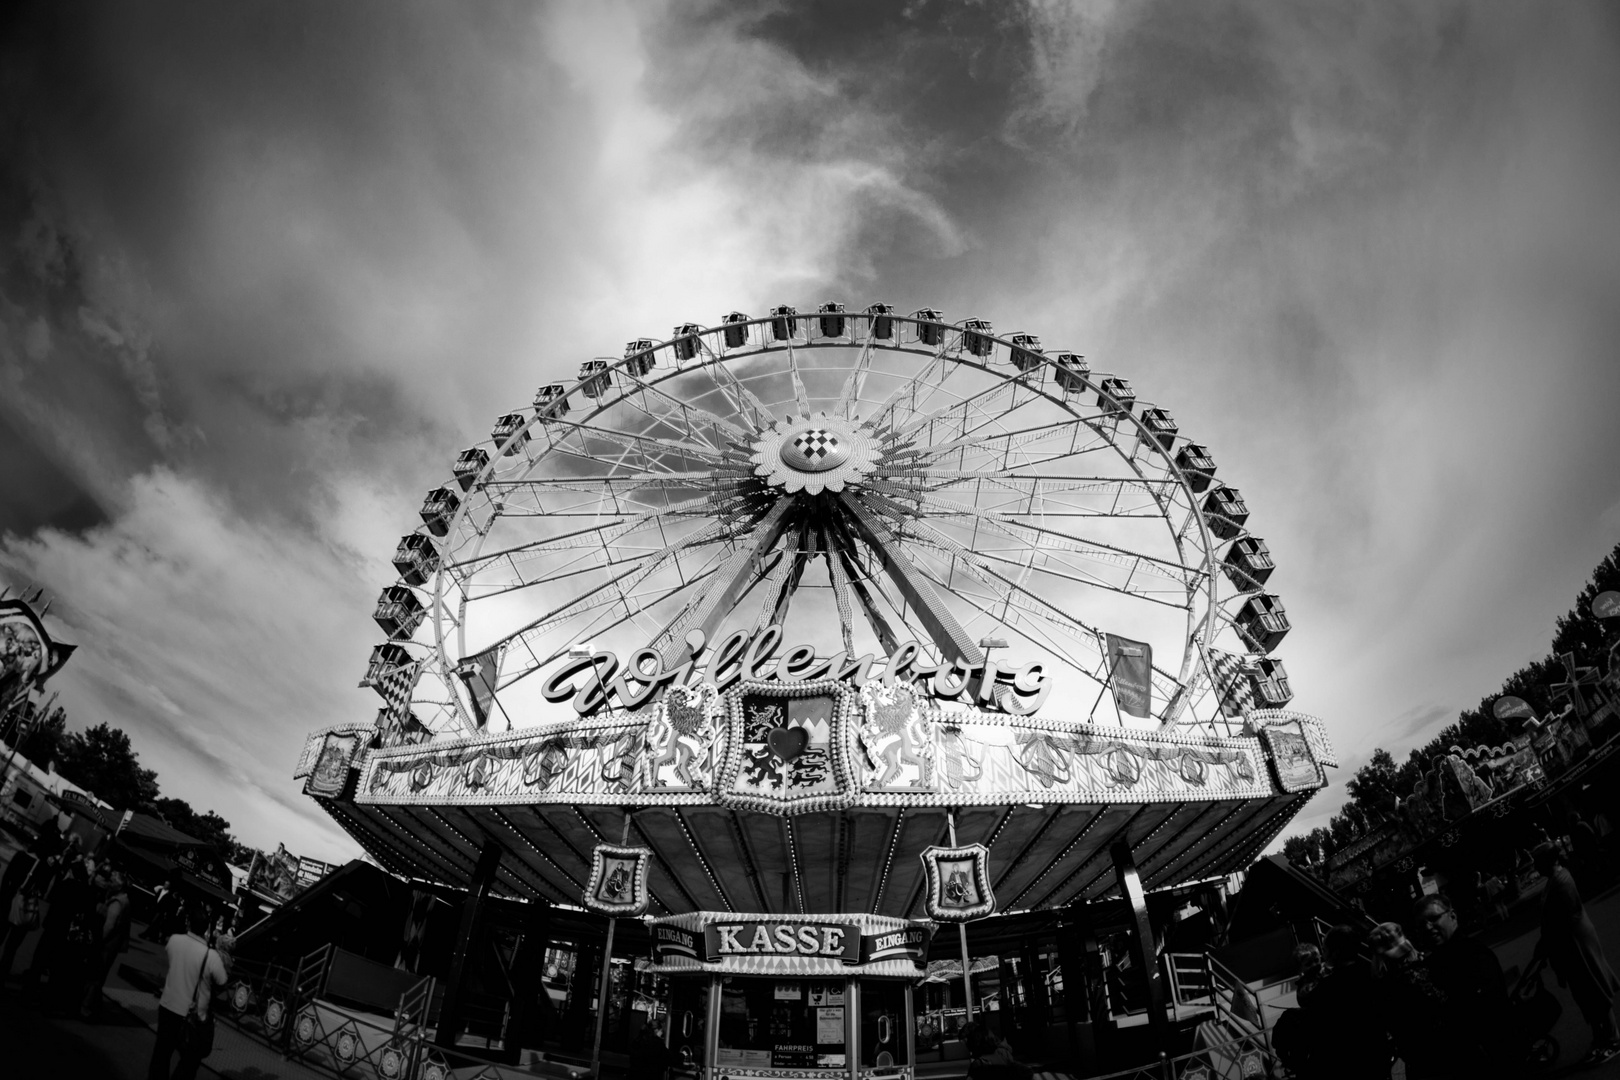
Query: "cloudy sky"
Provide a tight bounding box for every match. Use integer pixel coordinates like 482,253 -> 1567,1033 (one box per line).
2,1 -> 1618,864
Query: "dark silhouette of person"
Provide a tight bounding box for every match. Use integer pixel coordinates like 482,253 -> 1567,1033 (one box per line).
1533,843 -> 1620,1064
1414,894 -> 1513,1077
628,1023 -> 671,1080
1298,925 -> 1393,1079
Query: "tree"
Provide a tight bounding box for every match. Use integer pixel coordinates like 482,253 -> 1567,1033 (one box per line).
149,795 -> 240,857
55,722 -> 160,809
1278,538 -> 1620,857
1344,748 -> 1399,822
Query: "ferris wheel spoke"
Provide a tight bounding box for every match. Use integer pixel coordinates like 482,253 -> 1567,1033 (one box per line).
649,500 -> 794,667
857,344 -> 958,432
836,492 -> 983,666
835,545 -> 902,655
918,416 -> 1100,467
889,369 -> 1041,446
449,495 -> 717,583
926,538 -> 1192,612
834,326 -> 884,420
693,342 -> 776,433
821,525 -> 858,654
535,415 -> 729,469
616,372 -> 753,447
782,338 -> 813,418
909,561 -> 1099,678
477,514 -> 742,665
754,524 -> 810,634
891,510 -> 1187,699
913,495 -> 1206,587
920,543 -> 1186,705
498,559 -> 732,692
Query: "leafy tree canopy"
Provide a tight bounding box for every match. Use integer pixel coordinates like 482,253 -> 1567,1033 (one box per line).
1282,539 -> 1620,864
55,722 -> 160,810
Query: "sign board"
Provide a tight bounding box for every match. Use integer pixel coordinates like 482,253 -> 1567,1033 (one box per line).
1493,696 -> 1535,721
920,843 -> 996,922
583,844 -> 651,916
540,622 -> 1053,718
1260,729 -> 1320,793
652,919 -> 929,968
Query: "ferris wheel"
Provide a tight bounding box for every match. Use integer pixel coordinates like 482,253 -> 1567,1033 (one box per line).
366,305 -> 1293,743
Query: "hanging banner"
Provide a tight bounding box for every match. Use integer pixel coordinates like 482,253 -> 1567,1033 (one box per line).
457,645 -> 502,729
1105,634 -> 1153,719
583,844 -> 651,916
1207,648 -> 1255,718
919,843 -> 995,922
1594,591 -> 1620,619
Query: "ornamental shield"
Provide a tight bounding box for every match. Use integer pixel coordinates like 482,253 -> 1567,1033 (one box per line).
920,843 -> 995,922
585,844 -> 651,916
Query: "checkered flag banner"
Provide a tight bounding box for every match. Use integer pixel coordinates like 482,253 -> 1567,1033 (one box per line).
1206,648 -> 1255,718
372,658 -> 424,744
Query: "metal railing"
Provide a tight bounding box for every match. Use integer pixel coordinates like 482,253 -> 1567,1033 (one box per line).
1087,1029 -> 1273,1080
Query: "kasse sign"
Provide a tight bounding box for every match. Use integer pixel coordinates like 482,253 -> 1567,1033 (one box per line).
707,922 -> 860,963
652,921 -> 929,968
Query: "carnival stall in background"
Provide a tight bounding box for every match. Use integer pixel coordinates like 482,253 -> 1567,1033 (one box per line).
291,305 -> 1334,1078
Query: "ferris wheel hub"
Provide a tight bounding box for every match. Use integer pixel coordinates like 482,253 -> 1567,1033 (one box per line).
779,426 -> 848,472
751,413 -> 878,495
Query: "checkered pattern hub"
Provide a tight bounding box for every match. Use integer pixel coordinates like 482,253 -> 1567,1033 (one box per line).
779,426 -> 849,472
796,429 -> 835,459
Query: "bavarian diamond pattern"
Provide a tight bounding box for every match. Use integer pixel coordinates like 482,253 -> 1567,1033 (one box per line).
794,429 -> 837,460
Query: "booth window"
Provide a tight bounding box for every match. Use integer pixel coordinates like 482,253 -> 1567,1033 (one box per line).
717,978 -> 847,1070
860,982 -> 908,1067
668,977 -> 707,1072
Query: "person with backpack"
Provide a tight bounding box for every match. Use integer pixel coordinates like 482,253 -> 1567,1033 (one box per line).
148,904 -> 230,1080
81,866 -> 132,1020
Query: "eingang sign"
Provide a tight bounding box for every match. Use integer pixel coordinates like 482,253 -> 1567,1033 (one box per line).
542,623 -> 1051,718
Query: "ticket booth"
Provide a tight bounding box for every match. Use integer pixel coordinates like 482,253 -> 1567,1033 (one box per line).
647,913 -> 931,1080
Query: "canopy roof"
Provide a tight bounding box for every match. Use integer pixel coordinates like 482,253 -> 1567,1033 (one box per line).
299,698 -> 1329,916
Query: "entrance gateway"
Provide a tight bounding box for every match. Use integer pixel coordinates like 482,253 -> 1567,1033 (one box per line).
296,305 -> 1332,1076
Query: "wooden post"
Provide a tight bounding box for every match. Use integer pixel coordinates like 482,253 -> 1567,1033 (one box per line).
435,836 -> 504,1049
1111,840 -> 1170,1064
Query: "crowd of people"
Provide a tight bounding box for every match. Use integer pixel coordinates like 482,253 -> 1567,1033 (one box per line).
1,823 -> 236,1079
1278,842 -> 1620,1078
0,825 -> 133,1018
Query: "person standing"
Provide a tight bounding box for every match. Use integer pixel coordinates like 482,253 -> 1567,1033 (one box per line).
1298,925 -> 1393,1080
148,905 -> 229,1080
1369,921 -> 1446,1079
1533,843 -> 1620,1064
1414,894 -> 1513,1077
21,849 -> 94,1007
81,867 -> 132,1020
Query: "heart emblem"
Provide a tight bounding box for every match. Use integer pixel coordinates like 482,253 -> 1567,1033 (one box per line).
766,726 -> 809,762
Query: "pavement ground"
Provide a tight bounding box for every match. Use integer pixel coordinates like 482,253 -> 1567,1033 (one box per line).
10,835 -> 1620,1079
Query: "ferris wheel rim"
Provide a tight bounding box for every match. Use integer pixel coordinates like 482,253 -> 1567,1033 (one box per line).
420,308 -> 1237,737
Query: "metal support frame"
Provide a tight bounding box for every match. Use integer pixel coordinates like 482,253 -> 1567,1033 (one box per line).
1111,839 -> 1171,1065
435,835 -> 504,1050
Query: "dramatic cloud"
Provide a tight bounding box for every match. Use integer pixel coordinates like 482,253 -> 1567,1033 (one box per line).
2,0 -> 1618,859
